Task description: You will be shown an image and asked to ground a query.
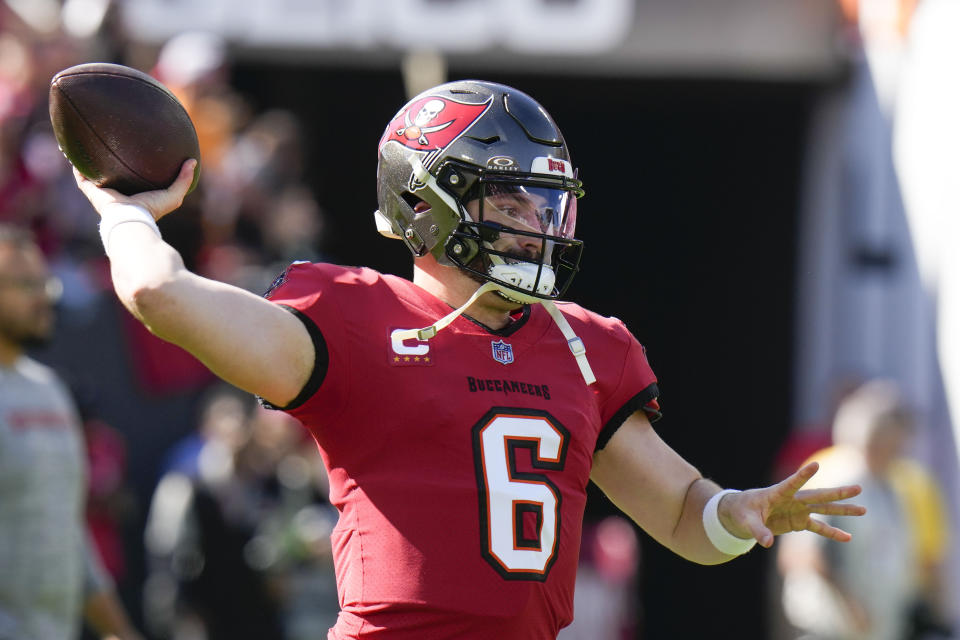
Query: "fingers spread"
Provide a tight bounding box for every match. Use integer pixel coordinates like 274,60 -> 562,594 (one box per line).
806,517 -> 853,542
807,502 -> 867,517
795,484 -> 863,505
777,462 -> 820,498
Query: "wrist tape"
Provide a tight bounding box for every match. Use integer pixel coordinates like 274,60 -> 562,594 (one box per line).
98,203 -> 161,254
702,489 -> 758,555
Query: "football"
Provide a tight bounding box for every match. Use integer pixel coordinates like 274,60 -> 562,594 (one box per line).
49,62 -> 201,195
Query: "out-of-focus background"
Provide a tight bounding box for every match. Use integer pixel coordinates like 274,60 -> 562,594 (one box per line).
2,0 -> 958,638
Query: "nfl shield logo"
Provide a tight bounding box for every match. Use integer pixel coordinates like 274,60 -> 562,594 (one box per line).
491,340 -> 514,365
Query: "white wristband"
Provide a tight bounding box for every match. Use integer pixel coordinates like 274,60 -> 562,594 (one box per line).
703,489 -> 757,555
98,203 -> 161,254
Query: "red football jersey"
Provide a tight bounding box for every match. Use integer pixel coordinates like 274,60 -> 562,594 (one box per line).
265,263 -> 659,640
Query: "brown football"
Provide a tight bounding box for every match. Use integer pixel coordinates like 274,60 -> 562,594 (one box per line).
49,62 -> 201,195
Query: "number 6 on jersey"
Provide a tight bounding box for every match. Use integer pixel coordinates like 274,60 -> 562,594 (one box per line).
472,408 -> 570,581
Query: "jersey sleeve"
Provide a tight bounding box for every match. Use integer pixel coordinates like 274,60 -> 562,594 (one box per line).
259,262 -> 349,417
594,321 -> 660,451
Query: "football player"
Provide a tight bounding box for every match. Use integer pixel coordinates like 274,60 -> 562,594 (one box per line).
74,80 -> 865,640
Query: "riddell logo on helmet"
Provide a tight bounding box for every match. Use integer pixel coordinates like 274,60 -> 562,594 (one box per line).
379,96 -> 491,153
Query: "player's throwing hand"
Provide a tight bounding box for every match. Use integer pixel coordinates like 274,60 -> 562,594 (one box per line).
74,159 -> 197,222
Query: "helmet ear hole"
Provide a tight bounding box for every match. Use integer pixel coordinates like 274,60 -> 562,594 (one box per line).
401,192 -> 423,210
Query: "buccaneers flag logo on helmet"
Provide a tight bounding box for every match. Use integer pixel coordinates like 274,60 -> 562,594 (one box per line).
379,96 -> 491,153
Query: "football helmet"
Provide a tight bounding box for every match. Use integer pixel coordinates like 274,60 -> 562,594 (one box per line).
375,80 -> 584,303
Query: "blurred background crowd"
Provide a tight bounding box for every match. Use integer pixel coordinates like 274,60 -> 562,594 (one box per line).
1,0 -> 958,638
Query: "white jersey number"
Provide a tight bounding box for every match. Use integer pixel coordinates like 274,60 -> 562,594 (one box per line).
472,408 -> 570,581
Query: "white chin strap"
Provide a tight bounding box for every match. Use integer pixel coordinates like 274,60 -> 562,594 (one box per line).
541,299 -> 597,385
393,278 -> 596,386
392,282 -> 501,342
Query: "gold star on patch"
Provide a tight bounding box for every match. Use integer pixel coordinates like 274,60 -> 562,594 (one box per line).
404,356 -> 410,362
424,356 -> 430,362
394,356 -> 400,362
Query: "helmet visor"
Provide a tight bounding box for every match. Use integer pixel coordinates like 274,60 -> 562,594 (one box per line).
445,167 -> 584,300
478,183 -> 577,239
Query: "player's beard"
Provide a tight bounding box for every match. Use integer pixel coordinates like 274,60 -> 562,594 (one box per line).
463,254 -> 488,286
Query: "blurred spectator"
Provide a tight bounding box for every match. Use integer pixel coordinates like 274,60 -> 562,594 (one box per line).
241,407 -> 339,640
790,0 -> 960,631
0,223 -> 142,640
151,31 -> 331,293
69,385 -> 139,584
0,8 -> 335,640
159,384 -> 250,480
142,385 -> 284,639
190,105 -> 331,297
84,414 -> 134,581
143,385 -> 338,640
152,31 -> 238,175
777,380 -> 953,640
198,108 -> 328,283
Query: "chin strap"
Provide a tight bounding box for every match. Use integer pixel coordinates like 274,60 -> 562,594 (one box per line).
393,283 -> 597,386
392,282 -> 501,342
541,300 -> 597,385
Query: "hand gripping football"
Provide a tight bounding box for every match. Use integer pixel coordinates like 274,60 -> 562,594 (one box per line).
49,62 -> 201,195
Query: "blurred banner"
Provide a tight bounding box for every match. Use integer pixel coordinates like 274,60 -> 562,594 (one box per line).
120,0 -> 844,78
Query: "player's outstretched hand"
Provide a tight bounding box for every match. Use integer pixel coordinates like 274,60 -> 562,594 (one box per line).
74,159 -> 197,222
717,462 -> 865,548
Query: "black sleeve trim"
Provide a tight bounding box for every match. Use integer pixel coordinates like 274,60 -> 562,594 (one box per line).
258,305 -> 329,411
594,383 -> 660,452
